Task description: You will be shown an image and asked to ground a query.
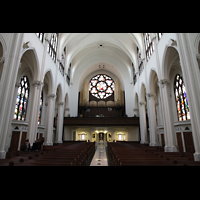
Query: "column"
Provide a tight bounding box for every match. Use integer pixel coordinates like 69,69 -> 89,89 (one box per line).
27,81 -> 43,146
158,79 -> 177,152
139,102 -> 148,144
0,33 -> 24,159
147,93 -> 158,146
56,102 -> 64,143
44,94 -> 56,145
176,33 -> 200,161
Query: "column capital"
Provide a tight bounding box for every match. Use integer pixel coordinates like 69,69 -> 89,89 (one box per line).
139,101 -> 146,106
0,56 -> 5,64
32,80 -> 44,89
47,94 -> 57,100
58,102 -> 64,106
146,93 -> 156,99
157,79 -> 171,88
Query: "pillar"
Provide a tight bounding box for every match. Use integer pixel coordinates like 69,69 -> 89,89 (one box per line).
56,102 -> 64,143
27,81 -> 43,146
176,33 -> 200,161
44,94 -> 56,145
158,79 -> 177,152
147,93 -> 158,146
139,102 -> 148,144
0,33 -> 24,159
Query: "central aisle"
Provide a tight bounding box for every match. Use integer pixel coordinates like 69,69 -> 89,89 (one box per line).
90,142 -> 108,166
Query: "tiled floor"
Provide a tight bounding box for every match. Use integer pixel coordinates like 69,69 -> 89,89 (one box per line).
90,142 -> 108,166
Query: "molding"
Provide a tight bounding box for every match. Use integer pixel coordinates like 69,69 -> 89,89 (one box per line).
146,93 -> 156,99
47,94 -> 57,99
157,79 -> 171,88
0,56 -> 5,63
58,102 -> 64,106
139,101 -> 146,106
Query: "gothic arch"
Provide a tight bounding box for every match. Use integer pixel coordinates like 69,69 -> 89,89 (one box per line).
149,69 -> 159,94
20,48 -> 40,81
162,45 -> 180,80
140,83 -> 147,102
0,34 -> 7,57
43,69 -> 54,95
56,83 -> 63,103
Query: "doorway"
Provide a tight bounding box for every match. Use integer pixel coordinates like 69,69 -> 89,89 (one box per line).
99,132 -> 104,141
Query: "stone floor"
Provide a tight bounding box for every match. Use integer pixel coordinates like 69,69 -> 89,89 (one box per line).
90,142 -> 108,166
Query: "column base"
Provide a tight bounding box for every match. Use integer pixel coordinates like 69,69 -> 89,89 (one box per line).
44,142 -> 53,146
149,143 -> 158,146
193,152 -> 200,161
140,141 -> 149,144
164,146 -> 178,152
0,151 -> 6,159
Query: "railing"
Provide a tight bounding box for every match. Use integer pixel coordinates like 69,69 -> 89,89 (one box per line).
63,117 -> 139,126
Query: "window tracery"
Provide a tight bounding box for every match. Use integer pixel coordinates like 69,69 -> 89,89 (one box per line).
47,33 -> 58,62
89,74 -> 115,99
13,76 -> 29,121
174,74 -> 190,121
144,33 -> 155,61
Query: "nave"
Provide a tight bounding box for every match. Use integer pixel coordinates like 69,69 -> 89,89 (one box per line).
0,141 -> 200,166
90,142 -> 108,166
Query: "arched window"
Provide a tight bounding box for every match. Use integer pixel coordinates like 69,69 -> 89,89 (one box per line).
47,33 -> 58,62
144,33 -> 155,61
59,47 -> 66,76
14,76 -> 30,121
132,63 -> 137,85
137,47 -> 144,75
174,74 -> 190,121
38,91 -> 43,124
66,63 -> 71,85
36,33 -> 44,43
89,74 -> 115,99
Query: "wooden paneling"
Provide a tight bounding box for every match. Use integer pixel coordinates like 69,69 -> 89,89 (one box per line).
183,132 -> 195,153
176,132 -> 183,152
9,131 -> 20,151
161,134 -> 165,147
20,132 -> 27,148
63,117 -> 140,126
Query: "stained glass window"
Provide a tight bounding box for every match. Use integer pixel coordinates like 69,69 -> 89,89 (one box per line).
137,47 -> 144,76
36,33 -> 44,43
59,47 -> 66,76
157,33 -> 163,41
174,74 -> 190,121
144,33 -> 155,61
89,74 -> 115,99
47,33 -> 58,62
38,91 -> 43,125
66,63 -> 71,85
13,76 -> 29,121
132,63 -> 137,85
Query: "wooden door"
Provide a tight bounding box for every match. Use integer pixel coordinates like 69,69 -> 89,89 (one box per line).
161,134 -> 165,147
183,132 -> 195,153
9,131 -> 20,151
99,133 -> 104,141
20,132 -> 27,148
176,132 -> 183,152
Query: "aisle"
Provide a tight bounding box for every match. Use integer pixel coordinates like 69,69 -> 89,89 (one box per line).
90,142 -> 108,166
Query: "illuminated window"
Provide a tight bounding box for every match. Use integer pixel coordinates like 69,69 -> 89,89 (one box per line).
157,33 -> 163,41
174,74 -> 190,121
81,134 -> 85,140
89,74 -> 115,99
144,33 -> 155,61
47,33 -> 58,62
38,91 -> 43,124
36,33 -> 44,43
13,76 -> 29,121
